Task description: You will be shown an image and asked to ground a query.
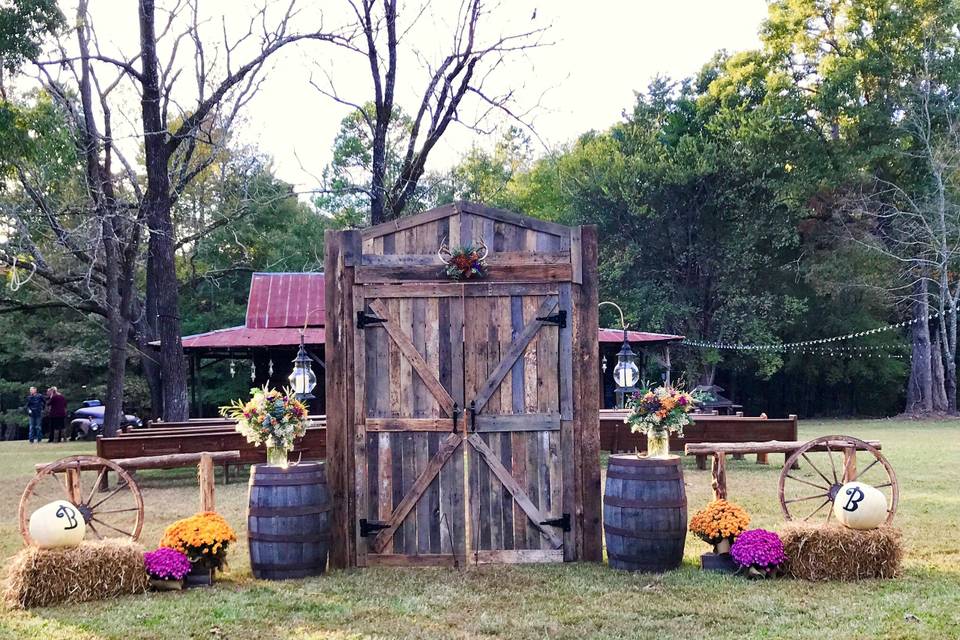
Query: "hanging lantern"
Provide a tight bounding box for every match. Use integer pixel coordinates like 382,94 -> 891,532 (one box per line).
288,333 -> 317,401
612,333 -> 639,407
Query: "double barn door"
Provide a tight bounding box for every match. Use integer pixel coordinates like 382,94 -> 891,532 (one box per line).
353,282 -> 573,565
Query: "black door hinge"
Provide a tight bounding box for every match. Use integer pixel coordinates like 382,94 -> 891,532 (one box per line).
536,309 -> 566,328
356,310 -> 386,329
359,518 -> 391,537
539,513 -> 570,532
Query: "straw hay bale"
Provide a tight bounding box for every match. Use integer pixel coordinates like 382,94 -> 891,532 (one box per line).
4,540 -> 149,609
780,524 -> 903,581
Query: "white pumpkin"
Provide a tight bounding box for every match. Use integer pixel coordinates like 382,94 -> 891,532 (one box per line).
832,482 -> 887,530
29,500 -> 86,548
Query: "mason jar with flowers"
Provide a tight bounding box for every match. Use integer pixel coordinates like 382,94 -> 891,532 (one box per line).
221,386 -> 309,467
624,384 -> 699,458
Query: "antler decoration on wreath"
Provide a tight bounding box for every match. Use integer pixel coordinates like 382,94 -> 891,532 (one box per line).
438,237 -> 454,265
437,237 -> 490,281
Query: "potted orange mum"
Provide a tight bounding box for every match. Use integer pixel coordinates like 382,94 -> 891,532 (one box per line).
689,499 -> 750,572
159,511 -> 237,587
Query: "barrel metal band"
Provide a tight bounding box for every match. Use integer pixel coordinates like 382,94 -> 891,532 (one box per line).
603,523 -> 687,540
606,469 -> 682,480
607,551 -> 679,567
251,475 -> 327,486
248,531 -> 331,543
604,495 -> 687,509
253,560 -> 327,571
609,457 -> 680,468
248,505 -> 331,517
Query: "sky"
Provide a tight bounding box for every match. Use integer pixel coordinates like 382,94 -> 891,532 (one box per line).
74,0 -> 770,194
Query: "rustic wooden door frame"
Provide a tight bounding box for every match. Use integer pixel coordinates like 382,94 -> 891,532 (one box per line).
325,205 -> 601,569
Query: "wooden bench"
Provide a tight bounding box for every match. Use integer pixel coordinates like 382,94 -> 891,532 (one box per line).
600,410 -> 798,467
684,439 -> 882,501
96,427 -> 327,483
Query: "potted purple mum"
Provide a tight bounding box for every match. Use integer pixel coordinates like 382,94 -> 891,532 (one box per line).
730,529 -> 786,579
144,547 -> 192,591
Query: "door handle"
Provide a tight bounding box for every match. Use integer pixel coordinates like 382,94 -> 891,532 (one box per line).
451,403 -> 460,433
468,401 -> 476,432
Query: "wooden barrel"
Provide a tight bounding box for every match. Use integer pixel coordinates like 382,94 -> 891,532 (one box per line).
603,455 -> 687,572
247,462 -> 330,580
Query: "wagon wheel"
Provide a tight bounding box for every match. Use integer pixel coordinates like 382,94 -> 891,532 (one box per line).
18,455 -> 144,545
779,435 -> 898,525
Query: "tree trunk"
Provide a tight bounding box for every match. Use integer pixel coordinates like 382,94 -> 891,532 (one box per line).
139,0 -> 189,420
905,281 -> 934,415
931,328 -> 948,412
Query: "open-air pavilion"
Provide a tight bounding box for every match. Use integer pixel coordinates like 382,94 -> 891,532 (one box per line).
176,271 -> 683,417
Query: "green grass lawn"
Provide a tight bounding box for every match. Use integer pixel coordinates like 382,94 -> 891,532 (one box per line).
1,419 -> 958,639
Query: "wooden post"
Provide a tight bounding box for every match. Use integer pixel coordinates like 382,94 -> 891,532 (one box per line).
842,447 -> 857,483
325,229 -> 360,569
575,225 -> 602,562
756,452 -> 769,465
199,453 -> 215,512
711,453 -> 727,500
696,454 -> 707,471
732,453 -> 745,460
65,468 -> 82,504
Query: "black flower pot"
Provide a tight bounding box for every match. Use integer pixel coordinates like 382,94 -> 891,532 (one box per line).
184,564 -> 214,588
700,552 -> 737,573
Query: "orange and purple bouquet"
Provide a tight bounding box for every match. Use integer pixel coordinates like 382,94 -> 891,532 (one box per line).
625,383 -> 701,437
220,386 -> 308,452
689,499 -> 751,545
442,245 -> 488,281
159,511 -> 237,570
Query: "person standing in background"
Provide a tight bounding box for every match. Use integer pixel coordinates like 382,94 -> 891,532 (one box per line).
24,387 -> 45,444
47,387 -> 67,443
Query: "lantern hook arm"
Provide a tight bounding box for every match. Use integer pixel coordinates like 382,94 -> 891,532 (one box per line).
598,301 -> 629,339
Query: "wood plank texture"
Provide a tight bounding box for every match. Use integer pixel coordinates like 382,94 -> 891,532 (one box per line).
467,433 -> 562,549
372,433 -> 463,553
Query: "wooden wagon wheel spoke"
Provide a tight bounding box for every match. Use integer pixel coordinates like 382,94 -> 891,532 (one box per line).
874,481 -> 893,488
784,492 -> 829,504
93,507 -> 141,515
88,482 -> 129,510
86,520 -> 104,540
784,473 -> 830,492
90,517 -> 135,538
852,459 -> 880,483
85,467 -> 108,505
804,498 -> 832,521
824,443 -> 839,484
800,453 -> 834,488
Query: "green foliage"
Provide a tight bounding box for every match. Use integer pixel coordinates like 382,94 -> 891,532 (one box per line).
0,0 -> 63,72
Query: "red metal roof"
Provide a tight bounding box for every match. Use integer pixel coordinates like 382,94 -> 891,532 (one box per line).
246,272 -> 324,329
181,326 -> 325,349
178,272 -> 683,351
598,328 -> 684,344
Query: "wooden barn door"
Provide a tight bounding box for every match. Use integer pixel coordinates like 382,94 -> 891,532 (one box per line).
462,284 -> 572,563
353,282 -> 571,566
353,285 -> 467,566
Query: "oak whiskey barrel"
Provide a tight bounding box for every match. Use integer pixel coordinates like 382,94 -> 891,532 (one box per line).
604,455 -> 687,572
247,461 -> 330,580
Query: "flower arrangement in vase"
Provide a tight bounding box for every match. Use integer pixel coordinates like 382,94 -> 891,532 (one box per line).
730,529 -> 786,579
159,511 -> 237,587
624,383 -> 701,458
220,386 -> 308,467
143,547 -> 192,590
689,499 -> 751,572
438,238 -> 489,281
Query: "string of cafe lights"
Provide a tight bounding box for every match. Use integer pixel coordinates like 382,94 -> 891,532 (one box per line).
683,304 -> 960,353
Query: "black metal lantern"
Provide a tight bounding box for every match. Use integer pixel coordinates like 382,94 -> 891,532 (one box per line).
612,331 -> 639,408
288,333 -> 317,401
